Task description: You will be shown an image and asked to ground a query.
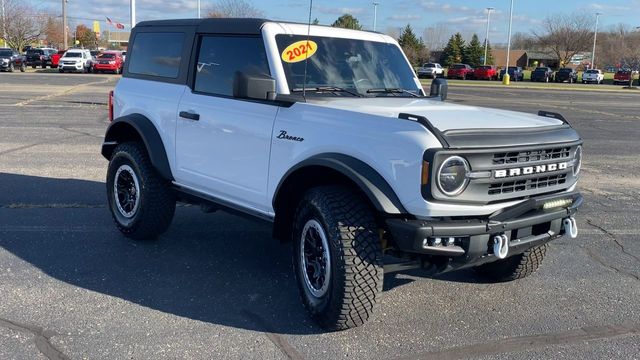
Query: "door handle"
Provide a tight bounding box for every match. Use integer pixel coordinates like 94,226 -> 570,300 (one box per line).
179,111 -> 200,121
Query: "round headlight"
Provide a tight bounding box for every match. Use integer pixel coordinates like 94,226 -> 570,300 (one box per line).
437,156 -> 470,196
573,146 -> 582,176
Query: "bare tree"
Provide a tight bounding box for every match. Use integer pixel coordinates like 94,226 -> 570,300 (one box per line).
423,24 -> 451,51
597,24 -> 640,71
511,32 -> 538,50
206,0 -> 264,18
1,0 -> 43,51
534,13 -> 594,67
43,16 -> 64,48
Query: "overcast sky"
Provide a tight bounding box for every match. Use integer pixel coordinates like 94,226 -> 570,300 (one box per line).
30,0 -> 640,44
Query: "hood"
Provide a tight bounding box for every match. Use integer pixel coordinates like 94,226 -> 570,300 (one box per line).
308,97 -> 564,132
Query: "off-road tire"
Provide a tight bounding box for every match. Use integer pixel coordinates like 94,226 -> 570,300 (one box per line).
292,186 -> 383,331
474,243 -> 547,282
106,142 -> 175,240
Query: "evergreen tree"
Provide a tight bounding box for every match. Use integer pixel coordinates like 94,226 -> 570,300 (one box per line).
485,41 -> 495,65
331,14 -> 363,30
440,33 -> 465,67
397,24 -> 429,66
463,34 -> 484,67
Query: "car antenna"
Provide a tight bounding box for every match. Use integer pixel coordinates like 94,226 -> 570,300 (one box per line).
302,0 -> 313,101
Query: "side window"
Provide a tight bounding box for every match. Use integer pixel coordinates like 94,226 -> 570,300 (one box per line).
128,32 -> 185,78
194,35 -> 270,97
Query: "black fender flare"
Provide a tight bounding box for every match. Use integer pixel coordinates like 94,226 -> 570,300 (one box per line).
275,153 -> 406,214
101,114 -> 174,181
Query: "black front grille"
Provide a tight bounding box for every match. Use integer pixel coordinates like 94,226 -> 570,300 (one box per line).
488,174 -> 568,195
493,147 -> 570,165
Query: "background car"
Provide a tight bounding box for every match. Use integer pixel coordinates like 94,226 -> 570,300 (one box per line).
498,66 -> 524,81
531,67 -> 554,82
473,65 -> 498,80
58,49 -> 92,73
613,70 -> 632,85
26,48 -> 57,68
417,63 -> 444,79
447,63 -> 474,80
51,49 -> 67,68
582,69 -> 604,84
92,52 -> 124,74
554,68 -> 578,83
0,48 -> 26,72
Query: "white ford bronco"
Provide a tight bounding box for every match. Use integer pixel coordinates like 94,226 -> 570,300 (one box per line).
102,18 -> 583,330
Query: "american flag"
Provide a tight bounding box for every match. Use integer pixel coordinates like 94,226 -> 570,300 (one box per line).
106,17 -> 125,30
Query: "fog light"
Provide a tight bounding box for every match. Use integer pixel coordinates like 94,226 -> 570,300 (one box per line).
543,198 -> 573,210
445,237 -> 455,246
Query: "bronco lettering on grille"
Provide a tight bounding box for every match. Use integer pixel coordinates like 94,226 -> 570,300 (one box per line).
494,162 -> 568,178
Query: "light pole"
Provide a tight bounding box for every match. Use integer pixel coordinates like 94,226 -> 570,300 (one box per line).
131,0 -> 136,29
2,0 -> 7,48
62,0 -> 68,50
373,2 -> 379,31
483,7 -> 494,65
198,0 -> 201,18
591,12 -> 602,69
504,0 -> 514,84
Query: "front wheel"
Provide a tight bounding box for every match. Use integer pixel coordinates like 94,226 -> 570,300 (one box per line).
20,63 -> 26,72
474,244 -> 547,282
106,142 -> 176,240
8,63 -> 14,72
293,186 -> 383,331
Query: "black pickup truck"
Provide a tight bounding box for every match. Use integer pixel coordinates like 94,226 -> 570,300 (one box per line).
25,48 -> 57,68
554,68 -> 578,83
531,67 -> 554,82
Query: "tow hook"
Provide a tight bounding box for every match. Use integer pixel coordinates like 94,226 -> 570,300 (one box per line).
563,217 -> 578,239
492,234 -> 509,259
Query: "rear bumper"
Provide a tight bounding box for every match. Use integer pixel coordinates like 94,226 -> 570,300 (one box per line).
386,192 -> 582,266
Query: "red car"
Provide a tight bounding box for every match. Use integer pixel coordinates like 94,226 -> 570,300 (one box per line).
92,52 -> 124,74
51,49 -> 66,68
447,63 -> 474,80
613,70 -> 632,85
473,65 -> 497,80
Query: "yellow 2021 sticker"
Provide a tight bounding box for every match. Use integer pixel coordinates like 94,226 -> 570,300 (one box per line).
281,40 -> 318,63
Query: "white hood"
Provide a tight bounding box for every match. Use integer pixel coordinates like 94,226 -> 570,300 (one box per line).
308,97 -> 563,132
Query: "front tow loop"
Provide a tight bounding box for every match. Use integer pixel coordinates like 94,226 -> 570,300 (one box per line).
493,234 -> 509,259
563,217 -> 578,239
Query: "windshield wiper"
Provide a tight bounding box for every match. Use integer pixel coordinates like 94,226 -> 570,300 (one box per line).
292,86 -> 362,97
366,88 -> 420,97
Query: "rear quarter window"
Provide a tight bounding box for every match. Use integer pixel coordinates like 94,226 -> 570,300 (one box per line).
128,32 -> 185,78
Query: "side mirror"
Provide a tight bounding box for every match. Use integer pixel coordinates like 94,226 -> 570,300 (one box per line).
233,71 -> 276,101
430,78 -> 448,101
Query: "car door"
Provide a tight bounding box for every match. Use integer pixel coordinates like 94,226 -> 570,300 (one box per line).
175,34 -> 278,214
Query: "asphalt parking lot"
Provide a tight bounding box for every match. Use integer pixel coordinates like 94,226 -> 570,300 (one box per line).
1,72 -> 639,360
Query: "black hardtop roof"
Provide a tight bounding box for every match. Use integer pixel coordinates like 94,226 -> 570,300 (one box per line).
135,18 -> 273,35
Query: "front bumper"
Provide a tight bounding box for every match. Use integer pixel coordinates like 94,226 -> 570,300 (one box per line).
386,192 -> 582,267
59,63 -> 85,71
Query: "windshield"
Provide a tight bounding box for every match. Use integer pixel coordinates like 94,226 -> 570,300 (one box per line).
535,67 -> 548,71
424,63 -> 436,67
586,70 -> 598,74
451,64 -> 466,69
64,52 -> 82,58
99,53 -> 115,59
276,35 -> 420,97
0,50 -> 12,57
27,50 -> 43,55
559,68 -> 572,72
477,66 -> 492,70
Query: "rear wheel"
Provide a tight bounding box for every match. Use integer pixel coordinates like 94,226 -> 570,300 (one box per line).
474,244 -> 547,282
106,142 -> 176,240
20,63 -> 25,72
293,186 -> 383,331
